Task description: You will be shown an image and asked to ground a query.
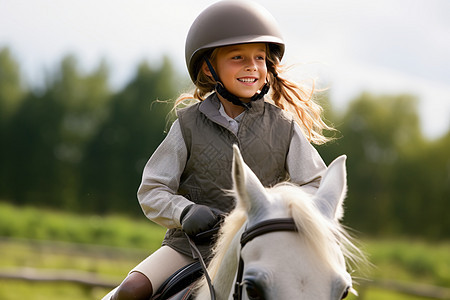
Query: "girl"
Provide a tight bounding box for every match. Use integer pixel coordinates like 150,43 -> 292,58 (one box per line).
106,1 -> 333,299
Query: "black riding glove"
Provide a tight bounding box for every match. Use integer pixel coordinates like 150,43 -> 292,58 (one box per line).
180,204 -> 219,236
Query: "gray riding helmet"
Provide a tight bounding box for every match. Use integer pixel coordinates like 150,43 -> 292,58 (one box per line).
185,0 -> 285,83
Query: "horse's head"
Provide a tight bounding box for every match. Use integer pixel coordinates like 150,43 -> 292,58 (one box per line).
230,145 -> 358,300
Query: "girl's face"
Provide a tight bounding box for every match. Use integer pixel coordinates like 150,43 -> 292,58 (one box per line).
210,43 -> 268,102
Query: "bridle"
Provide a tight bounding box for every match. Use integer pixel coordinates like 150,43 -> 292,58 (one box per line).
233,218 -> 298,300
186,218 -> 298,300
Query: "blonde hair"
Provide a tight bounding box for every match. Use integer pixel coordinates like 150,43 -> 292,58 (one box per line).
175,45 -> 334,145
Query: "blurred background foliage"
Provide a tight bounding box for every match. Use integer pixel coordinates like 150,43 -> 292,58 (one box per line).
0,46 -> 448,240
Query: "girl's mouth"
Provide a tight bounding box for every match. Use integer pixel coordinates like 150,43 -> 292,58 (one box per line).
237,77 -> 257,83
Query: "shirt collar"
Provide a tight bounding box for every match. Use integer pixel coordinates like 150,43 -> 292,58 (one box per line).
219,103 -> 245,123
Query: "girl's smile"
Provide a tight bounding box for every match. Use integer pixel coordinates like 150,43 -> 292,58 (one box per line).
237,77 -> 258,84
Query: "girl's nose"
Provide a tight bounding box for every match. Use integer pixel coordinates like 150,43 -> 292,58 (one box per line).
245,59 -> 257,71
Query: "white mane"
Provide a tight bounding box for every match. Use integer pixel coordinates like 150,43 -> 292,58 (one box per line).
272,183 -> 362,273
195,182 -> 363,297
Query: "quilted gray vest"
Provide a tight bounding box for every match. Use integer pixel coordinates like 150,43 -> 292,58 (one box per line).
163,93 -> 294,257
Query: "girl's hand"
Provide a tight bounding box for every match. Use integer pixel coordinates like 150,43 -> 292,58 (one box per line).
180,204 -> 219,236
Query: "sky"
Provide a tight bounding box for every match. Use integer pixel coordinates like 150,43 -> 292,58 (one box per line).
1,0 -> 449,138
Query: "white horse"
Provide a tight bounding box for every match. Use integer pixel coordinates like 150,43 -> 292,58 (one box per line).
193,145 -> 363,299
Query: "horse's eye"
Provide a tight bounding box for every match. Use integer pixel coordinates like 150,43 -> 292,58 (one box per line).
341,286 -> 350,299
245,280 -> 264,300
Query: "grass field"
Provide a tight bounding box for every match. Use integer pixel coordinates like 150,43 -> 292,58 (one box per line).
0,202 -> 449,300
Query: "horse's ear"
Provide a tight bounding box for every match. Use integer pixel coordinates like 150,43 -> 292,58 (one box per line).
314,155 -> 347,220
232,145 -> 268,216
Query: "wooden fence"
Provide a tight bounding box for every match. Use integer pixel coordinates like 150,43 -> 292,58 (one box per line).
0,267 -> 117,289
1,268 -> 449,299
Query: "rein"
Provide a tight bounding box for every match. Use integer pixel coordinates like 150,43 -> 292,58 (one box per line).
186,233 -> 216,300
233,218 -> 298,300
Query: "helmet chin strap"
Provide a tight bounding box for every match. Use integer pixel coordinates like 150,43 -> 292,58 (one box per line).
204,57 -> 269,109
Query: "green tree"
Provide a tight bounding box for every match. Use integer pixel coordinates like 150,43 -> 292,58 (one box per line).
48,56 -> 111,210
4,55 -> 111,210
4,85 -> 63,206
81,57 -> 176,214
392,130 -> 450,238
0,48 -> 26,200
319,93 -> 425,235
0,47 -> 25,121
